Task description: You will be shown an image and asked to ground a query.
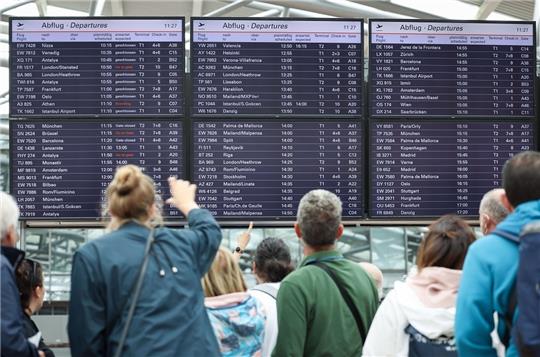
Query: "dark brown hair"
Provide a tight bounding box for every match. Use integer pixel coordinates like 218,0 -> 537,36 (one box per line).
502,151 -> 540,207
15,259 -> 43,310
416,214 -> 476,270
254,238 -> 294,283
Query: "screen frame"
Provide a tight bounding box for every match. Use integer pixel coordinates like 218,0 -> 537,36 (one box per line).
9,16 -> 186,119
368,19 -> 537,120
9,117 -> 189,223
189,17 -> 364,119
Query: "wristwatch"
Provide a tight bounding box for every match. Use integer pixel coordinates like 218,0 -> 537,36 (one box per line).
234,247 -> 244,254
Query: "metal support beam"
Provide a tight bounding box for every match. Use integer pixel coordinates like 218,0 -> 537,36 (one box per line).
251,8 -> 281,17
35,0 -> 48,16
88,0 -> 106,16
476,0 -> 502,20
0,0 -> 35,14
205,0 -> 253,17
110,0 -> 124,16
281,7 -> 290,17
192,0 -> 204,16
218,0 -> 332,18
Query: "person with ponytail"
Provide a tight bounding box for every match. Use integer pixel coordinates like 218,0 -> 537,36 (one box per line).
67,165 -> 222,357
15,259 -> 54,357
363,214 -> 476,357
249,237 -> 294,357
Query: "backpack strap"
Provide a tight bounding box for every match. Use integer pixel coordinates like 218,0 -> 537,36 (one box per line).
491,229 -> 520,243
308,261 -> 367,342
501,284 -> 517,348
251,284 -> 279,300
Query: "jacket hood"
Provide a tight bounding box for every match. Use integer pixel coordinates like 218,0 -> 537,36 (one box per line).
496,199 -> 540,236
394,276 -> 456,339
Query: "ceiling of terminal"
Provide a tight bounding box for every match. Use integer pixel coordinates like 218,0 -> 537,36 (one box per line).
0,0 -> 538,117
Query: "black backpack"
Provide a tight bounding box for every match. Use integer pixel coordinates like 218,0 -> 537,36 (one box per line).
405,324 -> 457,357
493,222 -> 540,357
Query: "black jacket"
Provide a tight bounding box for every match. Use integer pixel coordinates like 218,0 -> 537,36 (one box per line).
22,313 -> 55,357
1,246 -> 39,357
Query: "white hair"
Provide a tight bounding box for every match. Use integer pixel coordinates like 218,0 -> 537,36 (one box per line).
0,192 -> 20,241
479,188 -> 509,224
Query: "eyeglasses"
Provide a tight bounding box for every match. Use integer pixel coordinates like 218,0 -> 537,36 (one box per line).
26,259 -> 41,289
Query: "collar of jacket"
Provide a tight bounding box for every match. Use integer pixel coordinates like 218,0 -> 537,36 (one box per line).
1,246 -> 26,269
301,249 -> 344,267
115,220 -> 155,242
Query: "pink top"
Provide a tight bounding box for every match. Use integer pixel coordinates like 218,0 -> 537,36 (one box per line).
406,266 -> 462,308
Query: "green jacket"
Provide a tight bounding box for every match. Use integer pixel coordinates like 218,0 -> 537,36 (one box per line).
272,250 -> 378,357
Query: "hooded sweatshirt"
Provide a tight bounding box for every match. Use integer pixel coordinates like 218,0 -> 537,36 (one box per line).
456,199 -> 540,357
363,266 -> 460,357
206,292 -> 266,357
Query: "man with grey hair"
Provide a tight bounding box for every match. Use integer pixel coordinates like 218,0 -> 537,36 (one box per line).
1,192 -> 42,357
272,189 -> 378,356
479,188 -> 510,235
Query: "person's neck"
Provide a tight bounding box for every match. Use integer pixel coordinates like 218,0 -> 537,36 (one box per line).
303,243 -> 336,256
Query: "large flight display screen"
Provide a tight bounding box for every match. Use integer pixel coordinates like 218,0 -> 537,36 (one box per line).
369,120 -> 535,218
370,20 -> 535,118
10,18 -> 184,118
11,120 -> 184,219
192,120 -> 363,220
191,18 -> 363,117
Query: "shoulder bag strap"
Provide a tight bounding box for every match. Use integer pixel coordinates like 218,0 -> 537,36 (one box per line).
112,227 -> 155,357
251,284 -> 279,300
310,261 -> 367,342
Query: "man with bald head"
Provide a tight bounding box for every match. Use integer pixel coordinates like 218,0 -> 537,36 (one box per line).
478,188 -> 510,235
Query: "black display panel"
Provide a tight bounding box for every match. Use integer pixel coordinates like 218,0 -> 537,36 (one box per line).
369,120 -> 535,218
10,18 -> 184,118
191,18 -> 363,117
192,120 -> 363,220
11,120 -> 184,219
370,20 -> 535,118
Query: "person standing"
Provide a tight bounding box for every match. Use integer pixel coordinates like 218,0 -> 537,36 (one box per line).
1,191 -> 42,357
68,165 -> 222,356
456,151 -> 540,356
272,189 -> 378,356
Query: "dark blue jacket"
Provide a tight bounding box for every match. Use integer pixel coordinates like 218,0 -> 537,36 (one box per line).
68,209 -> 222,357
1,247 -> 39,357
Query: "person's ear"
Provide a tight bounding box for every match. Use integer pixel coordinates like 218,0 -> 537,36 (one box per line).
480,213 -> 490,235
336,224 -> 344,241
294,223 -> 302,239
5,225 -> 18,247
252,261 -> 257,274
501,192 -> 514,212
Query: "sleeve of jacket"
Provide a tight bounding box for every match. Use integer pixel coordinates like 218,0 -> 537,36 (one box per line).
271,280 -> 307,357
362,290 -> 409,357
187,208 -> 222,276
68,249 -> 107,357
455,242 -> 498,357
1,259 -> 39,357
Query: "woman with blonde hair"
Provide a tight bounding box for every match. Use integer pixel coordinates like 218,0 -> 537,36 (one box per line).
68,165 -> 222,357
203,247 -> 266,357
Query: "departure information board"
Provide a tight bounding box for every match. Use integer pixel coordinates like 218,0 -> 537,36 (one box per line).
11,120 -> 184,219
369,120 -> 535,218
192,120 -> 363,219
10,18 -> 184,118
191,18 -> 363,117
370,20 -> 535,118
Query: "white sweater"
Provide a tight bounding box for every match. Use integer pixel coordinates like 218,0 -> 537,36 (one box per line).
362,280 -> 456,357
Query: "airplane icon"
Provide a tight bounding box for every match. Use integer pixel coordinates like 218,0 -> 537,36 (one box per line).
198,22 -> 204,27
376,24 -> 383,29
17,22 -> 23,27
